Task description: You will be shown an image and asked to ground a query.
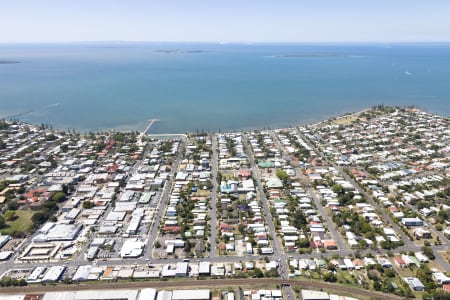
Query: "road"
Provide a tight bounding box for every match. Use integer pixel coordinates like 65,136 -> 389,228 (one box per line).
145,139 -> 185,259
242,135 -> 282,256
242,133 -> 295,298
269,131 -> 351,257
209,135 -> 218,258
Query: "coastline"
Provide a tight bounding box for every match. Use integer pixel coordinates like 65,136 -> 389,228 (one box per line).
5,105 -> 426,136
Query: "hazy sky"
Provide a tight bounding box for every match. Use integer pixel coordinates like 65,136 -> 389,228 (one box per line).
1,0 -> 450,43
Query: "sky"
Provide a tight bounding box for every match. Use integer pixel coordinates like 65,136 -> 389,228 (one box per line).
1,0 -> 450,43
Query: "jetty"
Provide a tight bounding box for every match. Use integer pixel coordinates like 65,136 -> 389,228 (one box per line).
137,119 -> 160,145
142,119 -> 160,135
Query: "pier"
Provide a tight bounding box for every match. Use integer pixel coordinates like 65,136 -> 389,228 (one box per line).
138,119 -> 186,142
142,119 -> 160,135
137,119 -> 159,145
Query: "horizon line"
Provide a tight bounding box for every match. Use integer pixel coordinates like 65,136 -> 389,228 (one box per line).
1,40 -> 450,45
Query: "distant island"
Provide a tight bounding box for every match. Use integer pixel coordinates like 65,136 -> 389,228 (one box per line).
0,61 -> 20,64
154,49 -> 208,54
275,53 -> 345,58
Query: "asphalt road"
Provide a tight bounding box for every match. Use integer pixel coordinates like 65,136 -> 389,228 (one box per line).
145,139 -> 184,259
209,136 -> 218,259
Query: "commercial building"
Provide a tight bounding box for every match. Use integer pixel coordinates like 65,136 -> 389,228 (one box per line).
120,239 -> 145,258
171,289 -> 210,300
301,290 -> 330,300
41,266 -> 66,283
198,261 -> 211,275
137,289 -> 157,300
72,265 -> 92,282
34,224 -> 82,242
175,262 -> 188,277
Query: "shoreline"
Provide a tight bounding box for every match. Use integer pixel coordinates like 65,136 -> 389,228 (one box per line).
4,104 -> 442,136
5,106 -> 384,136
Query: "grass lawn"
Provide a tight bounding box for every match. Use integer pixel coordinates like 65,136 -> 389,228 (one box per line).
394,265 -> 415,278
332,115 -> 366,126
336,270 -> 358,285
438,251 -> 450,266
0,209 -> 34,235
193,190 -> 211,197
426,259 -> 444,272
222,173 -> 237,181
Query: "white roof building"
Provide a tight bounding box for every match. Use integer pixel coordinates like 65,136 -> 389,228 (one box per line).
27,266 -> 47,283
138,288 -> 157,300
42,265 -> 66,283
74,290 -> 139,300
120,239 -> 145,258
199,261 -> 211,275
175,262 -> 188,277
34,224 -> 82,242
156,291 -> 172,300
72,265 -> 92,281
171,289 -> 210,300
301,290 -> 330,300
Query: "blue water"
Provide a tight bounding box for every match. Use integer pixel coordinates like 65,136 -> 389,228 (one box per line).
0,43 -> 449,133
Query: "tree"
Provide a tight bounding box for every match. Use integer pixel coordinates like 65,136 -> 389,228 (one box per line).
238,224 -> 246,235
373,280 -> 382,291
421,246 -> 435,260
327,262 -> 336,272
0,215 -> 6,229
3,210 -> 16,221
367,270 -> 380,281
292,209 -> 307,229
6,200 -> 19,211
323,272 -> 337,282
276,169 -> 289,183
51,192 -> 67,203
82,201 -> 95,209
252,268 -> 264,278
432,289 -> 450,300
264,268 -> 279,278
297,238 -> 310,248
43,200 -> 58,211
380,240 -> 392,250
31,212 -> 48,225
332,184 -> 344,195
184,241 -> 192,253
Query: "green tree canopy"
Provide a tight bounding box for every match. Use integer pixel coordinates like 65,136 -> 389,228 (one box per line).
51,192 -> 67,203
3,210 -> 16,221
82,201 -> 95,209
31,212 -> 49,225
276,169 -> 289,183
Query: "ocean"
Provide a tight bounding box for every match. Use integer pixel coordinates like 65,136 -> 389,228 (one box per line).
0,43 -> 449,133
